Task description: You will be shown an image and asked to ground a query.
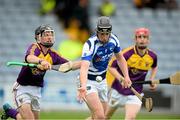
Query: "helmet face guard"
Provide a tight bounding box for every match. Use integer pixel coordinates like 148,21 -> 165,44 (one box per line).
40,42 -> 54,48
39,25 -> 55,48
97,26 -> 112,33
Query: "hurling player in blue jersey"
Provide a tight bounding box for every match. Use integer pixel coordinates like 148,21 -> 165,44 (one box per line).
1,25 -> 81,120
78,16 -> 132,120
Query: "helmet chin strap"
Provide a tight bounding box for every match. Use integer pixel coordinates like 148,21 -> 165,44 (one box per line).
40,42 -> 54,48
138,46 -> 147,49
136,43 -> 147,50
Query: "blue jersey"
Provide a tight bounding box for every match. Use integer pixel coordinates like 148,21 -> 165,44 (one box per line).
81,33 -> 121,80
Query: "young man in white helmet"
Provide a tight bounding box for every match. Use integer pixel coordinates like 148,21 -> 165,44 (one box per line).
77,16 -> 131,119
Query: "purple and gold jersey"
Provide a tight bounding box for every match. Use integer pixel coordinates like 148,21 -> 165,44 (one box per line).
17,43 -> 68,87
110,46 -> 157,95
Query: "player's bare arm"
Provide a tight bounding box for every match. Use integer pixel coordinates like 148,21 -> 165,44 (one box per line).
108,66 -> 124,81
78,60 -> 90,100
114,52 -> 131,88
71,61 -> 82,70
26,54 -> 51,70
149,66 -> 158,90
57,61 -> 81,73
26,54 -> 43,64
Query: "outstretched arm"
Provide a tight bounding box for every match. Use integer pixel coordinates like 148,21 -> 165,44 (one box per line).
71,61 -> 82,70
50,60 -> 81,73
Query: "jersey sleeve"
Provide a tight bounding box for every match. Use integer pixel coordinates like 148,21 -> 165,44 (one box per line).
148,50 -> 158,68
114,43 -> 121,53
25,43 -> 40,62
81,40 -> 93,61
111,34 -> 121,53
122,46 -> 134,60
53,54 -> 69,65
151,54 -> 157,68
26,43 -> 40,56
51,50 -> 69,65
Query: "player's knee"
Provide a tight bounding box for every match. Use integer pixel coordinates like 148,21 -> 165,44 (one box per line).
96,115 -> 105,119
19,108 -> 35,119
125,114 -> 136,120
105,112 -> 111,119
20,112 -> 35,120
16,113 -> 23,120
94,112 -> 105,119
105,115 -> 111,120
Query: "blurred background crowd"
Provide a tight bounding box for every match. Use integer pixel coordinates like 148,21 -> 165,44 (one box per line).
0,0 -> 180,114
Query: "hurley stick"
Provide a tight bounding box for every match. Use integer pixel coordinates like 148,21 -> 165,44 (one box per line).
133,72 -> 180,85
6,61 -> 72,73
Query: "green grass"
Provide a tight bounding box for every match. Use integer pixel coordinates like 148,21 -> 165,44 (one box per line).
39,110 -> 180,120
1,110 -> 180,119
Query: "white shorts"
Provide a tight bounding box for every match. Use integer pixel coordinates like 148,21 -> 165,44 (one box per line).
86,79 -> 108,102
13,82 -> 41,111
108,88 -> 142,108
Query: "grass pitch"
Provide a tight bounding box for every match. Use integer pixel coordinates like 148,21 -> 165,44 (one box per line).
1,110 -> 180,119
39,110 -> 180,120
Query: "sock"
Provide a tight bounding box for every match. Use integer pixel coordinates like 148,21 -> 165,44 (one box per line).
6,108 -> 18,119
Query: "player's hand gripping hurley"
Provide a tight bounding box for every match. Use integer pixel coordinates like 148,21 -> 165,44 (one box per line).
6,61 -> 72,73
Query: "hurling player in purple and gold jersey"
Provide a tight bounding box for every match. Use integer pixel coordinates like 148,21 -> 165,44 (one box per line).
105,28 -> 158,120
1,25 -> 81,120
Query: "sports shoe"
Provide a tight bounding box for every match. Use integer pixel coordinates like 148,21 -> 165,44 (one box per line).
1,103 -> 12,120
